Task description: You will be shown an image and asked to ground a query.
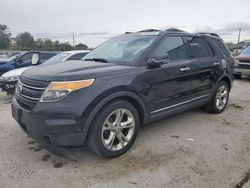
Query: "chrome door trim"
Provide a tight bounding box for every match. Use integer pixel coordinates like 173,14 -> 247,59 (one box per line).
150,94 -> 210,114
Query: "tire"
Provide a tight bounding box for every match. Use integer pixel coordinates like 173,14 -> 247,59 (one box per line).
204,81 -> 229,114
234,74 -> 242,79
87,100 -> 140,158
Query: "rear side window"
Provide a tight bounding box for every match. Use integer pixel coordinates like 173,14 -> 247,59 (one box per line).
153,36 -> 187,61
40,53 -> 56,60
67,53 -> 88,60
212,38 -> 231,57
185,37 -> 214,58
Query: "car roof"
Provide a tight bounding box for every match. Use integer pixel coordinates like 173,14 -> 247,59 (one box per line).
124,28 -> 221,40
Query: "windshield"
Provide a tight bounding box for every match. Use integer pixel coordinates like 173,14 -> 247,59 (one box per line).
84,35 -> 156,64
43,52 -> 69,65
241,46 -> 250,55
0,53 -> 23,62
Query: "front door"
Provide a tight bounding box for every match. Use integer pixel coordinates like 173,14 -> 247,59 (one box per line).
139,35 -> 194,115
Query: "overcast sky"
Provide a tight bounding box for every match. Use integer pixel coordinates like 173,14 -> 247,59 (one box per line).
1,0 -> 250,47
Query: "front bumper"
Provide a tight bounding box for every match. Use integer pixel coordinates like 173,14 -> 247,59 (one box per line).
0,78 -> 17,94
11,96 -> 87,146
234,68 -> 250,76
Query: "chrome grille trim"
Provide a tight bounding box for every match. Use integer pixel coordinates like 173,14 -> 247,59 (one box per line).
16,92 -> 41,101
19,81 -> 46,90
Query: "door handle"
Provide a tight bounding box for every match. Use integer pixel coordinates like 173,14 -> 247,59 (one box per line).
180,67 -> 191,72
214,62 -> 220,66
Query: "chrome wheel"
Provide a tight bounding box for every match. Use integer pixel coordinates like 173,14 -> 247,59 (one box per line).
101,108 -> 135,151
216,85 -> 228,110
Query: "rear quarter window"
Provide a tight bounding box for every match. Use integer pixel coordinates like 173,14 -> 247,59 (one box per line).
185,36 -> 214,58
211,38 -> 231,57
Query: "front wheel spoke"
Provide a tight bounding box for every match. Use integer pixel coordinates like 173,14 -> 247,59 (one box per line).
117,133 -> 125,146
120,117 -> 133,128
115,110 -> 124,124
221,91 -> 227,97
120,123 -> 133,129
106,132 -> 116,148
103,126 -> 116,131
120,132 -> 129,142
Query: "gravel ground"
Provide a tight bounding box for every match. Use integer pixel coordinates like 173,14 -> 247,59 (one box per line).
0,78 -> 250,188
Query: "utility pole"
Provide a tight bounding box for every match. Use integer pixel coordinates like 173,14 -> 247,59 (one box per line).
19,34 -> 22,51
237,28 -> 241,44
73,32 -> 75,48
236,28 -> 241,55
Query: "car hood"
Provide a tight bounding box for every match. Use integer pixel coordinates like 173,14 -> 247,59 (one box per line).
22,60 -> 138,81
0,60 -> 8,64
234,55 -> 250,62
2,67 -> 30,78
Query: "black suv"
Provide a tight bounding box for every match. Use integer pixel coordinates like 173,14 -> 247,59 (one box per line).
12,29 -> 234,158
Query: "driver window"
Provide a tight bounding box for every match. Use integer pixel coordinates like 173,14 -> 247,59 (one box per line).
153,36 -> 187,61
19,53 -> 34,65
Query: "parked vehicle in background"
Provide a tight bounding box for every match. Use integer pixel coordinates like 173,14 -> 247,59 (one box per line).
12,29 -> 234,158
41,50 -> 90,65
0,50 -> 89,94
234,46 -> 250,78
0,51 -> 57,76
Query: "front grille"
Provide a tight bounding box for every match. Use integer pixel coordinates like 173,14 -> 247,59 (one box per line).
238,61 -> 250,70
16,77 -> 49,110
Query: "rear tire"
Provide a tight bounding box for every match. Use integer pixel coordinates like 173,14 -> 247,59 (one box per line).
87,100 -> 140,158
204,81 -> 229,114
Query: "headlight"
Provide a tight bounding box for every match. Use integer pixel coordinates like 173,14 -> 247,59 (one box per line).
40,79 -> 95,102
234,59 -> 239,67
9,76 -> 19,81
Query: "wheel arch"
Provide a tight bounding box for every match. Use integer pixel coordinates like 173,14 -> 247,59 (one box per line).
218,75 -> 232,91
81,88 -> 147,144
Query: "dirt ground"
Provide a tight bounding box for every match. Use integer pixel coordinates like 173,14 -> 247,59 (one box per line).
0,78 -> 250,188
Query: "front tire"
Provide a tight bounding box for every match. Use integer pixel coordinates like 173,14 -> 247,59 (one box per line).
204,81 -> 229,114
87,100 -> 140,158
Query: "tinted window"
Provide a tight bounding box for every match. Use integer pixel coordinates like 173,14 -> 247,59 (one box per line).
40,53 -> 56,60
212,38 -> 231,57
153,36 -> 187,61
67,53 -> 87,60
186,37 -> 213,58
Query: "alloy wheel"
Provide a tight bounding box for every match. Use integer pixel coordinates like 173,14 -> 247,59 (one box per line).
101,108 -> 135,151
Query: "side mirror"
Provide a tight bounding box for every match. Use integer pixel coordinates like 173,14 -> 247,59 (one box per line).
14,57 -> 19,62
14,57 -> 21,66
31,54 -> 39,65
147,54 -> 170,69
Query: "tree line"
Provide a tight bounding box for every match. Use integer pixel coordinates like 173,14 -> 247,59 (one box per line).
0,24 -> 88,51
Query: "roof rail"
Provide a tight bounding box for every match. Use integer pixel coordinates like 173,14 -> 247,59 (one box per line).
125,29 -> 161,34
138,29 -> 161,32
197,32 -> 220,38
165,28 -> 185,32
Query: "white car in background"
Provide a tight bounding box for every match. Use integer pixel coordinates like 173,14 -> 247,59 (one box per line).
0,50 -> 90,94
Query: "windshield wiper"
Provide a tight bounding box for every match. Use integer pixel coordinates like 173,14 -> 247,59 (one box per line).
84,58 -> 108,63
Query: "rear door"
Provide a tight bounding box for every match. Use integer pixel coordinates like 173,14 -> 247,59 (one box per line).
184,36 -> 219,97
